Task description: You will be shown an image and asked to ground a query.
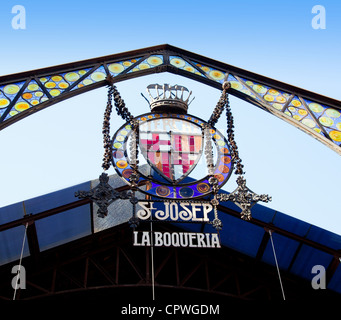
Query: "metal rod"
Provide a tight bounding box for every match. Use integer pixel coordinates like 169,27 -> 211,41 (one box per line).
13,222 -> 28,300
268,230 -> 286,300
150,218 -> 155,301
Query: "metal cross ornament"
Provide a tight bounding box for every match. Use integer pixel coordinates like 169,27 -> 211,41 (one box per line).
75,172 -> 132,218
216,175 -> 272,220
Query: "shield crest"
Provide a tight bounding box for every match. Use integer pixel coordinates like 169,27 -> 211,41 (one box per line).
139,118 -> 203,183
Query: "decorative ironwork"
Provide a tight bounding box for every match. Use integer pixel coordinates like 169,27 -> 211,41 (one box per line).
217,175 -> 272,220
1,45 -> 340,159
75,172 -> 132,218
77,80 -> 271,226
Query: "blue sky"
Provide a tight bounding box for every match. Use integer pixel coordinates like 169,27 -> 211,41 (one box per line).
0,0 -> 340,234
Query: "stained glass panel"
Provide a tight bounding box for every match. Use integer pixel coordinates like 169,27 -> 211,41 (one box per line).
107,57 -> 142,76
128,55 -> 163,73
303,98 -> 341,143
71,66 -> 107,91
0,81 -> 26,119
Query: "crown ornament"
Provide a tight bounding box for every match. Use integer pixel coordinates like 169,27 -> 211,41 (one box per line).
146,84 -> 194,114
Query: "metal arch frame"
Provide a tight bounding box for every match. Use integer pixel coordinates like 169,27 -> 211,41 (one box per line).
1,44 -> 341,155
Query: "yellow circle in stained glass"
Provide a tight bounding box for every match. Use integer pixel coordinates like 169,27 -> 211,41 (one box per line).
65,72 -> 80,82
184,66 -> 195,73
4,84 -> 20,95
83,79 -> 93,86
268,89 -> 279,95
116,160 -> 128,169
319,116 -> 334,127
288,107 -> 296,113
147,56 -> 163,66
336,122 -> 341,131
35,91 -> 43,97
230,81 -> 242,90
45,82 -> 56,89
114,142 -> 122,148
291,99 -> 301,107
209,70 -> 224,80
116,136 -> 124,142
14,102 -> 30,112
51,76 -> 62,82
213,134 -> 221,140
276,96 -> 286,103
309,103 -> 323,113
0,98 -> 10,108
58,82 -> 69,89
245,81 -> 253,87
78,70 -> 87,75
326,108 -> 341,118
50,89 -> 61,97
264,94 -> 274,102
120,130 -> 128,136
201,66 -> 210,73
9,110 -> 18,116
31,100 -> 39,105
253,84 -> 267,94
108,63 -> 124,74
298,109 -> 308,116
302,118 -> 316,128
27,83 -> 39,91
91,72 -> 106,82
22,93 -> 33,100
170,58 -> 185,68
139,63 -> 150,70
329,130 -> 341,142
123,61 -> 132,67
293,115 -> 301,121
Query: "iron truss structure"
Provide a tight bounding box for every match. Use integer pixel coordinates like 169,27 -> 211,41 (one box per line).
0,212 -> 339,301
0,44 -> 341,155
0,182 -> 340,301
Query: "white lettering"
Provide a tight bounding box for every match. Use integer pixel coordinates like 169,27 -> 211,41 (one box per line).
311,265 -> 326,289
132,231 -> 221,248
11,5 -> 26,30
312,5 -> 326,29
154,232 -> 163,246
11,265 -> 26,290
211,233 -> 221,248
141,232 -> 150,246
179,203 -> 192,220
191,203 -> 202,221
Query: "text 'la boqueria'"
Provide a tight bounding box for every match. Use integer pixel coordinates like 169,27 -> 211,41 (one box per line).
133,231 -> 221,248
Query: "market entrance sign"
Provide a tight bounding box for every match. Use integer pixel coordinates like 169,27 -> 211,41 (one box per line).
76,82 -> 271,249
